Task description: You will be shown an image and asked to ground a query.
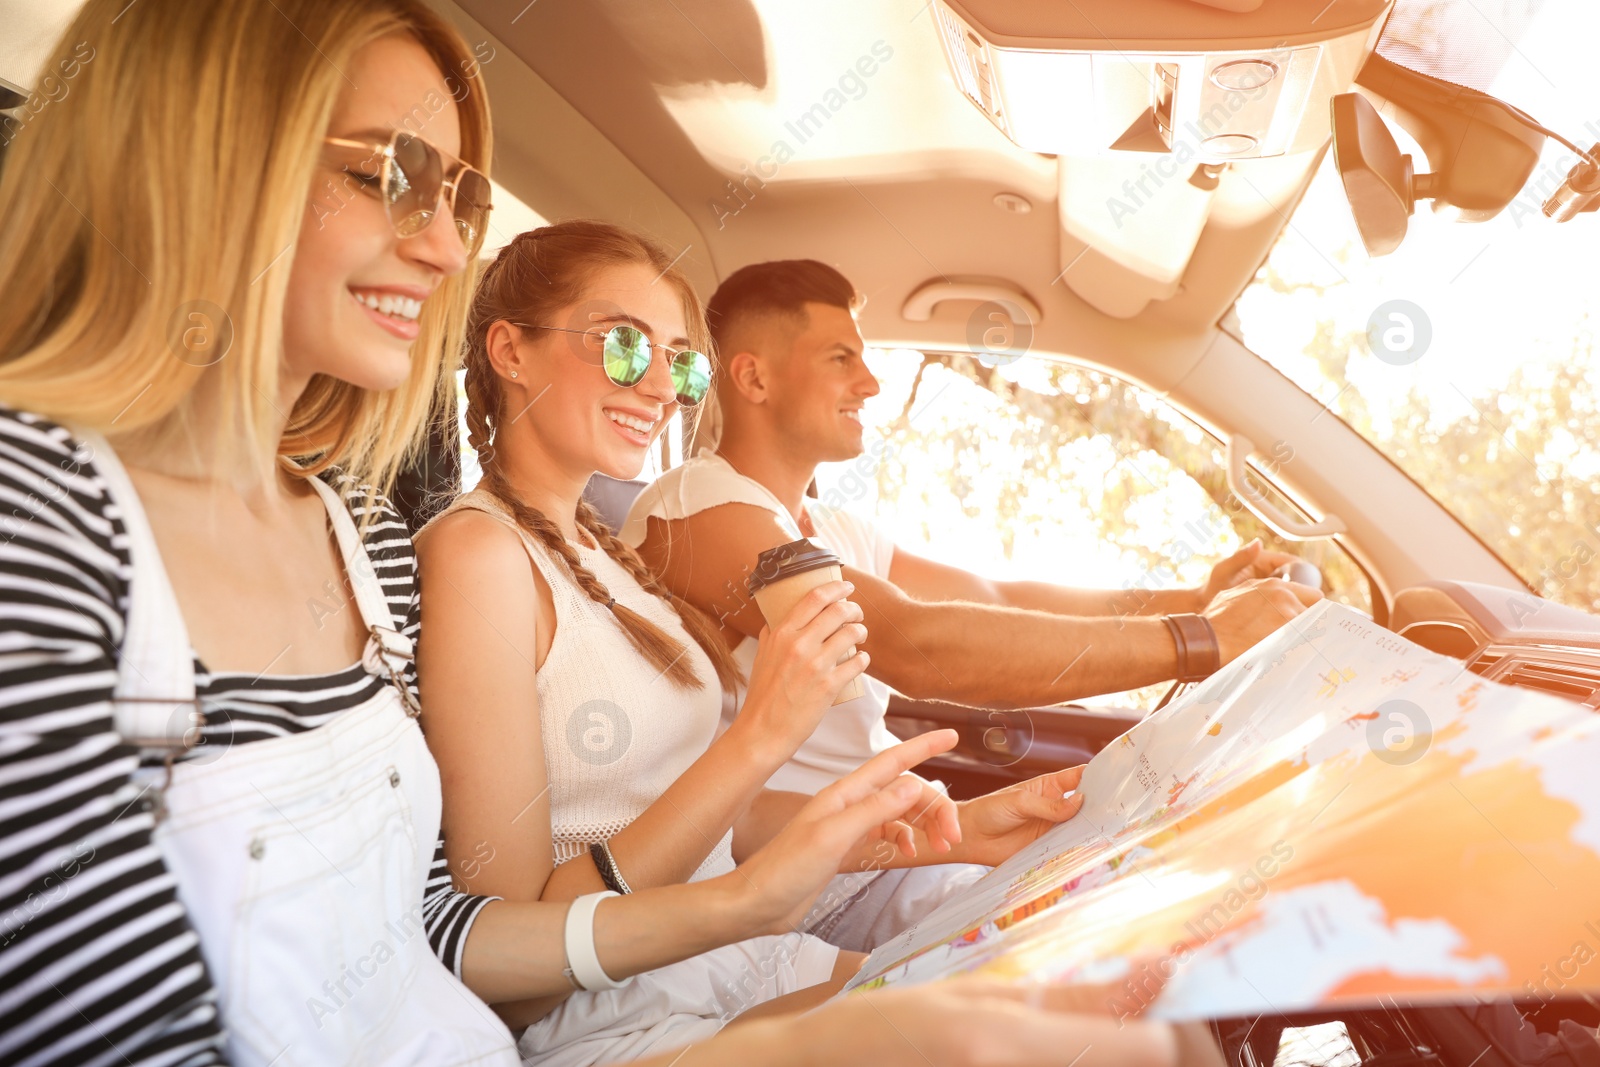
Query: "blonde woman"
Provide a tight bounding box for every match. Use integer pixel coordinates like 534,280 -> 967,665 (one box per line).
418,221 -> 1099,1064
0,2 -> 1188,1066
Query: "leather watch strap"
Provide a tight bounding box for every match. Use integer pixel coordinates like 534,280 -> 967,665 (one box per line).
1162,613 -> 1221,683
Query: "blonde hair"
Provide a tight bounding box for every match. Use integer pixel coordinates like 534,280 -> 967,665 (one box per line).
0,0 -> 492,490
464,221 -> 741,692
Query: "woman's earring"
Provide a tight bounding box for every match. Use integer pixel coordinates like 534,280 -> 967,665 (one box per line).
510,370 -> 519,379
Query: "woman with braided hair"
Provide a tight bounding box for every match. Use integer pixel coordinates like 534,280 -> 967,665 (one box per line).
417,221 -> 900,1062
416,220 -> 1101,1064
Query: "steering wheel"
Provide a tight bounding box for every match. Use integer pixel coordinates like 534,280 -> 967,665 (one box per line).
1150,560 -> 1323,713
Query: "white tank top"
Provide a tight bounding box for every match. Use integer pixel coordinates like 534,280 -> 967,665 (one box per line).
440,490 -> 734,880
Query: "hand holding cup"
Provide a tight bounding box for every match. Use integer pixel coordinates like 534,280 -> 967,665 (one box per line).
748,539 -> 866,705
733,540 -> 871,760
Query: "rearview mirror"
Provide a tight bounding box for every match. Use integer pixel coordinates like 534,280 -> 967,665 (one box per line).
1331,92 -> 1431,256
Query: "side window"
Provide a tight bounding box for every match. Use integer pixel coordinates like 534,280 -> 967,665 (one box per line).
814,349 -> 1373,709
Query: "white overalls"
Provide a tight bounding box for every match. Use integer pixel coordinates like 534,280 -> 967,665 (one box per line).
91,433 -> 519,1067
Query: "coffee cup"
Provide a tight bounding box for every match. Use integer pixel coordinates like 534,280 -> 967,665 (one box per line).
747,538 -> 865,705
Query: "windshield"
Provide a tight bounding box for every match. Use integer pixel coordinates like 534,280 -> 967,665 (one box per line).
1236,0 -> 1600,613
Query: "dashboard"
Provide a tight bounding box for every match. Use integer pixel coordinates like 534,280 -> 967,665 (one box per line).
1391,580 -> 1600,709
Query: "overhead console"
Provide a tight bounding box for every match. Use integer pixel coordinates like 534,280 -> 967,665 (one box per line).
928,0 -> 1392,316
932,0 -> 1390,160
1391,581 -> 1600,709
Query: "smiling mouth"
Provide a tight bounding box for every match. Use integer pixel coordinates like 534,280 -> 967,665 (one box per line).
605,408 -> 658,441
350,287 -> 422,324
841,408 -> 863,424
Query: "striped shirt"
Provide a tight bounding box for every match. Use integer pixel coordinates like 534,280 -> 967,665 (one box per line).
0,408 -> 492,1067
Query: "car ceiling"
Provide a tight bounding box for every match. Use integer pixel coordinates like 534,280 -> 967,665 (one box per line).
453,0 -> 1394,391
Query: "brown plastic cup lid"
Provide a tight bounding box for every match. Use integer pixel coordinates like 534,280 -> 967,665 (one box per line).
746,538 -> 842,594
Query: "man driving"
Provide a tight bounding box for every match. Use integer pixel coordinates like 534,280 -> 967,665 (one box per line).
623,257 -> 1321,793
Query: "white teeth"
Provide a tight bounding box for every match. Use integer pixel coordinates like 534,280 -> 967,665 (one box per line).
605,410 -> 656,434
352,290 -> 421,322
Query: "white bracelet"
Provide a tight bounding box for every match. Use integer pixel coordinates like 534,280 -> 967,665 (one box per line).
563,891 -> 623,992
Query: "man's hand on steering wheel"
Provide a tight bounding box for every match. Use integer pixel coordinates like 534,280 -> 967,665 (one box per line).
1196,539 -> 1302,607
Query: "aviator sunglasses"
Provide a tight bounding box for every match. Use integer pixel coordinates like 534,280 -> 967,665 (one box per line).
323,129 -> 493,257
515,323 -> 714,407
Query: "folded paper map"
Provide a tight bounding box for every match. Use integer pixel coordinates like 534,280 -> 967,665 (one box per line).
846,601 -> 1600,1020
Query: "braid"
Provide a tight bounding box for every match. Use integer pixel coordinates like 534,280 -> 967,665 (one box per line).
463,354 -> 497,476
576,502 -> 744,692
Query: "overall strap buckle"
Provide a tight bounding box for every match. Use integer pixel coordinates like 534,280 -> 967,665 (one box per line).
113,697 -> 202,824
364,625 -> 420,718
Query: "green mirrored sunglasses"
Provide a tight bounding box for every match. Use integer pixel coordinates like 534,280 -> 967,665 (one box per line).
515,322 -> 713,406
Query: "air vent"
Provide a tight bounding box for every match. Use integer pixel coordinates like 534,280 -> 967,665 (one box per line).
1496,663 -> 1600,706
1467,649 -> 1504,676
1471,650 -> 1600,708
